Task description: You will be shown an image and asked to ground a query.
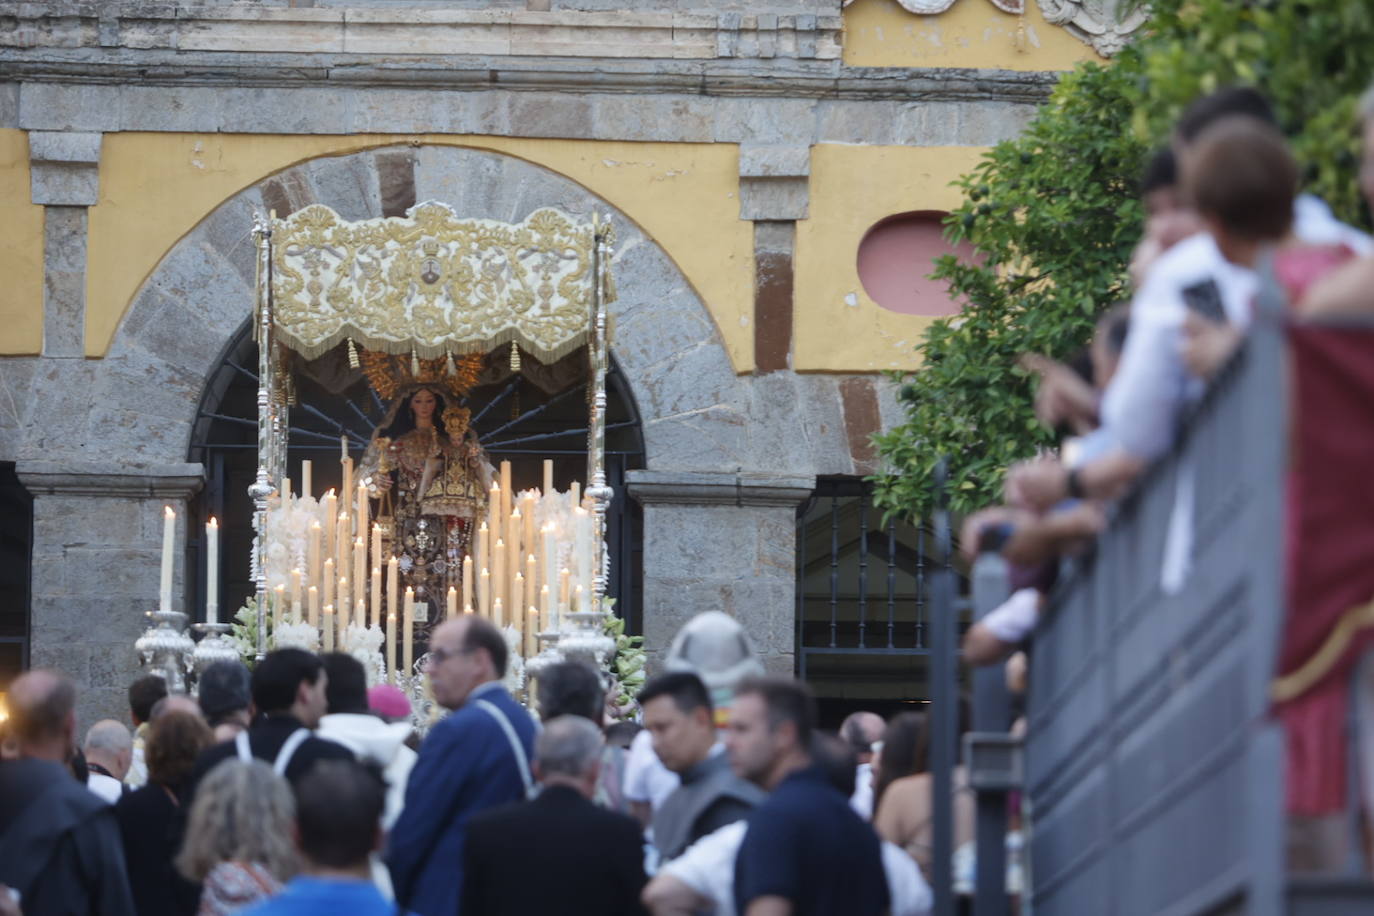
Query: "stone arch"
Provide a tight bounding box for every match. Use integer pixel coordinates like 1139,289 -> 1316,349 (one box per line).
91,143 -> 755,476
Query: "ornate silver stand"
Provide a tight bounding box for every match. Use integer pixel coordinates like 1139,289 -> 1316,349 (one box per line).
191,622 -> 241,688
558,611 -> 615,670
135,610 -> 195,694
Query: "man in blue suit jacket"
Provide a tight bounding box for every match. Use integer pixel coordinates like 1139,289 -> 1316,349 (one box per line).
387,615 -> 538,916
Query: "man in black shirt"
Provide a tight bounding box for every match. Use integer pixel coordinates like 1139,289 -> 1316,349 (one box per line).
189,648 -> 352,796
728,677 -> 888,916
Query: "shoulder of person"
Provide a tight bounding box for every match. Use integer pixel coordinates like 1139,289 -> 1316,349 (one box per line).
306,733 -> 357,759
1301,254 -> 1374,317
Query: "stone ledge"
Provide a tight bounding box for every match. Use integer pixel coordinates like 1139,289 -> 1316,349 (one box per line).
17,460 -> 206,497
627,469 -> 814,507
29,128 -> 101,205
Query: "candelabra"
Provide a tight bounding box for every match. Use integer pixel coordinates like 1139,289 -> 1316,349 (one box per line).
190,622 -> 241,688
557,610 -> 615,671
135,610 -> 196,694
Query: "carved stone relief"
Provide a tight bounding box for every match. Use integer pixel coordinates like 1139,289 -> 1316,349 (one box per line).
845,0 -> 1148,57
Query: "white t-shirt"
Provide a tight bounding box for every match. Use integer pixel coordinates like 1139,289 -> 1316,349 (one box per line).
661,821 -> 933,916
850,762 -> 874,820
623,727 -> 680,813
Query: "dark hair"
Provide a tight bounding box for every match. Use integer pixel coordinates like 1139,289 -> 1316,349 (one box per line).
1186,116 -> 1297,242
13,670 -> 77,744
734,676 -> 815,749
322,653 -> 369,716
811,733 -> 858,797
295,760 -> 385,868
1140,147 -> 1177,196
874,712 -> 928,810
1175,86 -> 1277,143
69,746 -> 88,783
198,661 -> 251,725
252,649 -> 325,715
462,616 -> 509,678
380,387 -> 450,441
636,671 -> 712,719
1097,302 -> 1131,356
129,674 -> 169,724
537,662 -> 605,723
147,710 -> 213,789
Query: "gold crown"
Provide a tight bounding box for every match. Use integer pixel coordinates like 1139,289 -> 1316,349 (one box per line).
359,347 -> 484,401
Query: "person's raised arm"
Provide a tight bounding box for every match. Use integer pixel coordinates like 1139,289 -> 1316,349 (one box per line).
745,898 -> 794,916
642,874 -> 708,916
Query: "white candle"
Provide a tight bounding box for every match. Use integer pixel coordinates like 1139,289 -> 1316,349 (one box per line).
558,567 -> 571,623
308,585 -> 319,627
323,605 -> 335,651
573,584 -> 584,614
387,556 -> 399,627
356,482 -> 369,544
511,573 -> 524,643
499,461 -> 512,522
386,612 -> 398,684
338,577 -> 349,625
281,476 -> 291,500
308,521 -> 322,594
542,524 -> 557,621
355,597 -> 366,631
301,459 -> 313,500
206,517 -> 219,624
493,597 -> 504,629
542,459 -> 554,496
462,555 -> 473,615
475,522 -> 489,579
539,585 -> 550,633
353,536 -> 366,623
526,607 -> 538,658
403,588 -> 415,677
371,524 -> 382,571
273,584 -> 285,632
159,506 -> 175,612
370,566 -> 382,628
447,586 -> 458,620
574,507 -> 592,605
323,558 -> 335,611
290,567 -> 302,611
493,540 -> 506,615
323,491 -> 337,559
479,568 -> 491,618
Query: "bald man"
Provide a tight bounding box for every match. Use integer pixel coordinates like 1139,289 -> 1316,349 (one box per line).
840,711 -> 885,820
83,719 -> 133,803
0,670 -> 136,915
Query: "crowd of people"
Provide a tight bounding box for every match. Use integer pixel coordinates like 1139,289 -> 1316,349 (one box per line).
0,609 -> 951,915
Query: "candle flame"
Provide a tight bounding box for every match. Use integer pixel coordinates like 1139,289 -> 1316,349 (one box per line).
164,506 -> 174,518
208,517 -> 218,528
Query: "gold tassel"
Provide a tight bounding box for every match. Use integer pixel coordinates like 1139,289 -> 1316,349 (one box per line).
411,348 -> 420,377
509,341 -> 521,372
446,352 -> 457,377
347,338 -> 360,369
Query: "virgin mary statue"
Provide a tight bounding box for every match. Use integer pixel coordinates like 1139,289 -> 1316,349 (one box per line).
360,384 -> 493,622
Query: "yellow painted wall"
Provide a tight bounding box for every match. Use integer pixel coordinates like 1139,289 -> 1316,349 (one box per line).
793,143 -> 987,372
88,134 -> 755,369
0,130 -> 46,356
844,0 -> 1101,70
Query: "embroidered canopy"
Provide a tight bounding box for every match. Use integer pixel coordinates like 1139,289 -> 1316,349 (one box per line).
270,201 -> 610,364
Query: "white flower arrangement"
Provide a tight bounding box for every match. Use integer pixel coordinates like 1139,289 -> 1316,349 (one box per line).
343,624 -> 387,686
272,620 -> 321,653
501,624 -> 526,694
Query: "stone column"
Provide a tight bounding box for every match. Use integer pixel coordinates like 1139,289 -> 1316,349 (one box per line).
627,470 -> 814,677
18,461 -> 204,729
29,131 -> 102,358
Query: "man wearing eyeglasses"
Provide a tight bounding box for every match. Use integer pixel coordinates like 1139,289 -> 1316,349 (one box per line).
387,616 -> 538,916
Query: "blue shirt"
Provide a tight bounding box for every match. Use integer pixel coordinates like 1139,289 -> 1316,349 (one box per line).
241,876 -> 414,916
733,766 -> 889,916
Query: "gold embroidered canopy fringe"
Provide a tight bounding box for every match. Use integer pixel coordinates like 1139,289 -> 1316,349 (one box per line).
270,201 -> 613,364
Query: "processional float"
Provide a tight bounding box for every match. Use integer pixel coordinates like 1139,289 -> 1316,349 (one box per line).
138,202 -> 620,721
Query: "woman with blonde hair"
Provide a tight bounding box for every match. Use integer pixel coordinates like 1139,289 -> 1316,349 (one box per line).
176,759 -> 298,915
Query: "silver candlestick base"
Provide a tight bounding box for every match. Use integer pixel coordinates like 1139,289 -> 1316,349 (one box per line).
558,611 -> 615,670
524,630 -> 566,681
135,610 -> 195,694
191,622 -> 241,688
397,657 -> 438,735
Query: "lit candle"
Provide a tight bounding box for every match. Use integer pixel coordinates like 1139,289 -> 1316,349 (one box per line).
447,586 -> 458,619
308,521 -> 321,593
323,490 -> 337,559
542,524 -> 557,620
525,554 -> 537,615
479,568 -> 491,618
302,459 -> 313,500
509,508 -> 523,578
323,558 -> 335,611
355,597 -> 366,631
308,585 -> 319,627
499,461 -> 512,523
370,566 -> 382,628
493,539 -> 506,616
274,584 -> 285,631
356,481 -> 369,545
558,567 -> 571,623
539,585 -> 550,633
386,612 -> 397,684
462,555 -> 473,615
475,521 -> 489,579
527,607 -> 539,657
370,524 -> 382,571
522,497 -> 536,567
290,568 -> 302,611
488,484 -> 500,530
340,436 -> 353,516
336,512 -> 350,587
322,605 -> 335,651
403,587 -> 415,677
542,459 -> 554,496
493,597 -> 504,629
387,556 -> 399,626
338,577 -> 349,625
159,506 -> 175,612
281,476 -> 291,500
511,572 -> 524,643
353,536 -> 366,623
573,584 -> 584,614
206,517 -> 219,624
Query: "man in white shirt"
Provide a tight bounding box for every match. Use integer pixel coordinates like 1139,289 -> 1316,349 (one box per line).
82,720 -> 132,804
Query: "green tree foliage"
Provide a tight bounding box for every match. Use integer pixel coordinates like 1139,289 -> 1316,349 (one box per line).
872,0 -> 1374,520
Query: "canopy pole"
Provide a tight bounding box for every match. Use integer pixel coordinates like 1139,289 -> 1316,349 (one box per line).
587,215 -> 614,613
249,212 -> 278,663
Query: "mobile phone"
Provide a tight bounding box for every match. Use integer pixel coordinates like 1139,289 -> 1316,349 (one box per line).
1181,278 -> 1228,324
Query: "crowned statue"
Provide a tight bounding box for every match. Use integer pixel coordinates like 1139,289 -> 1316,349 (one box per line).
358,351 -> 493,626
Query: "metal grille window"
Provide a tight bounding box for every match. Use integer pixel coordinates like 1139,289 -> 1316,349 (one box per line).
796,477 -> 968,718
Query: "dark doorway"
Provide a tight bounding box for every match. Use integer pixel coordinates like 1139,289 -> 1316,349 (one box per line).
0,462 -> 33,692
